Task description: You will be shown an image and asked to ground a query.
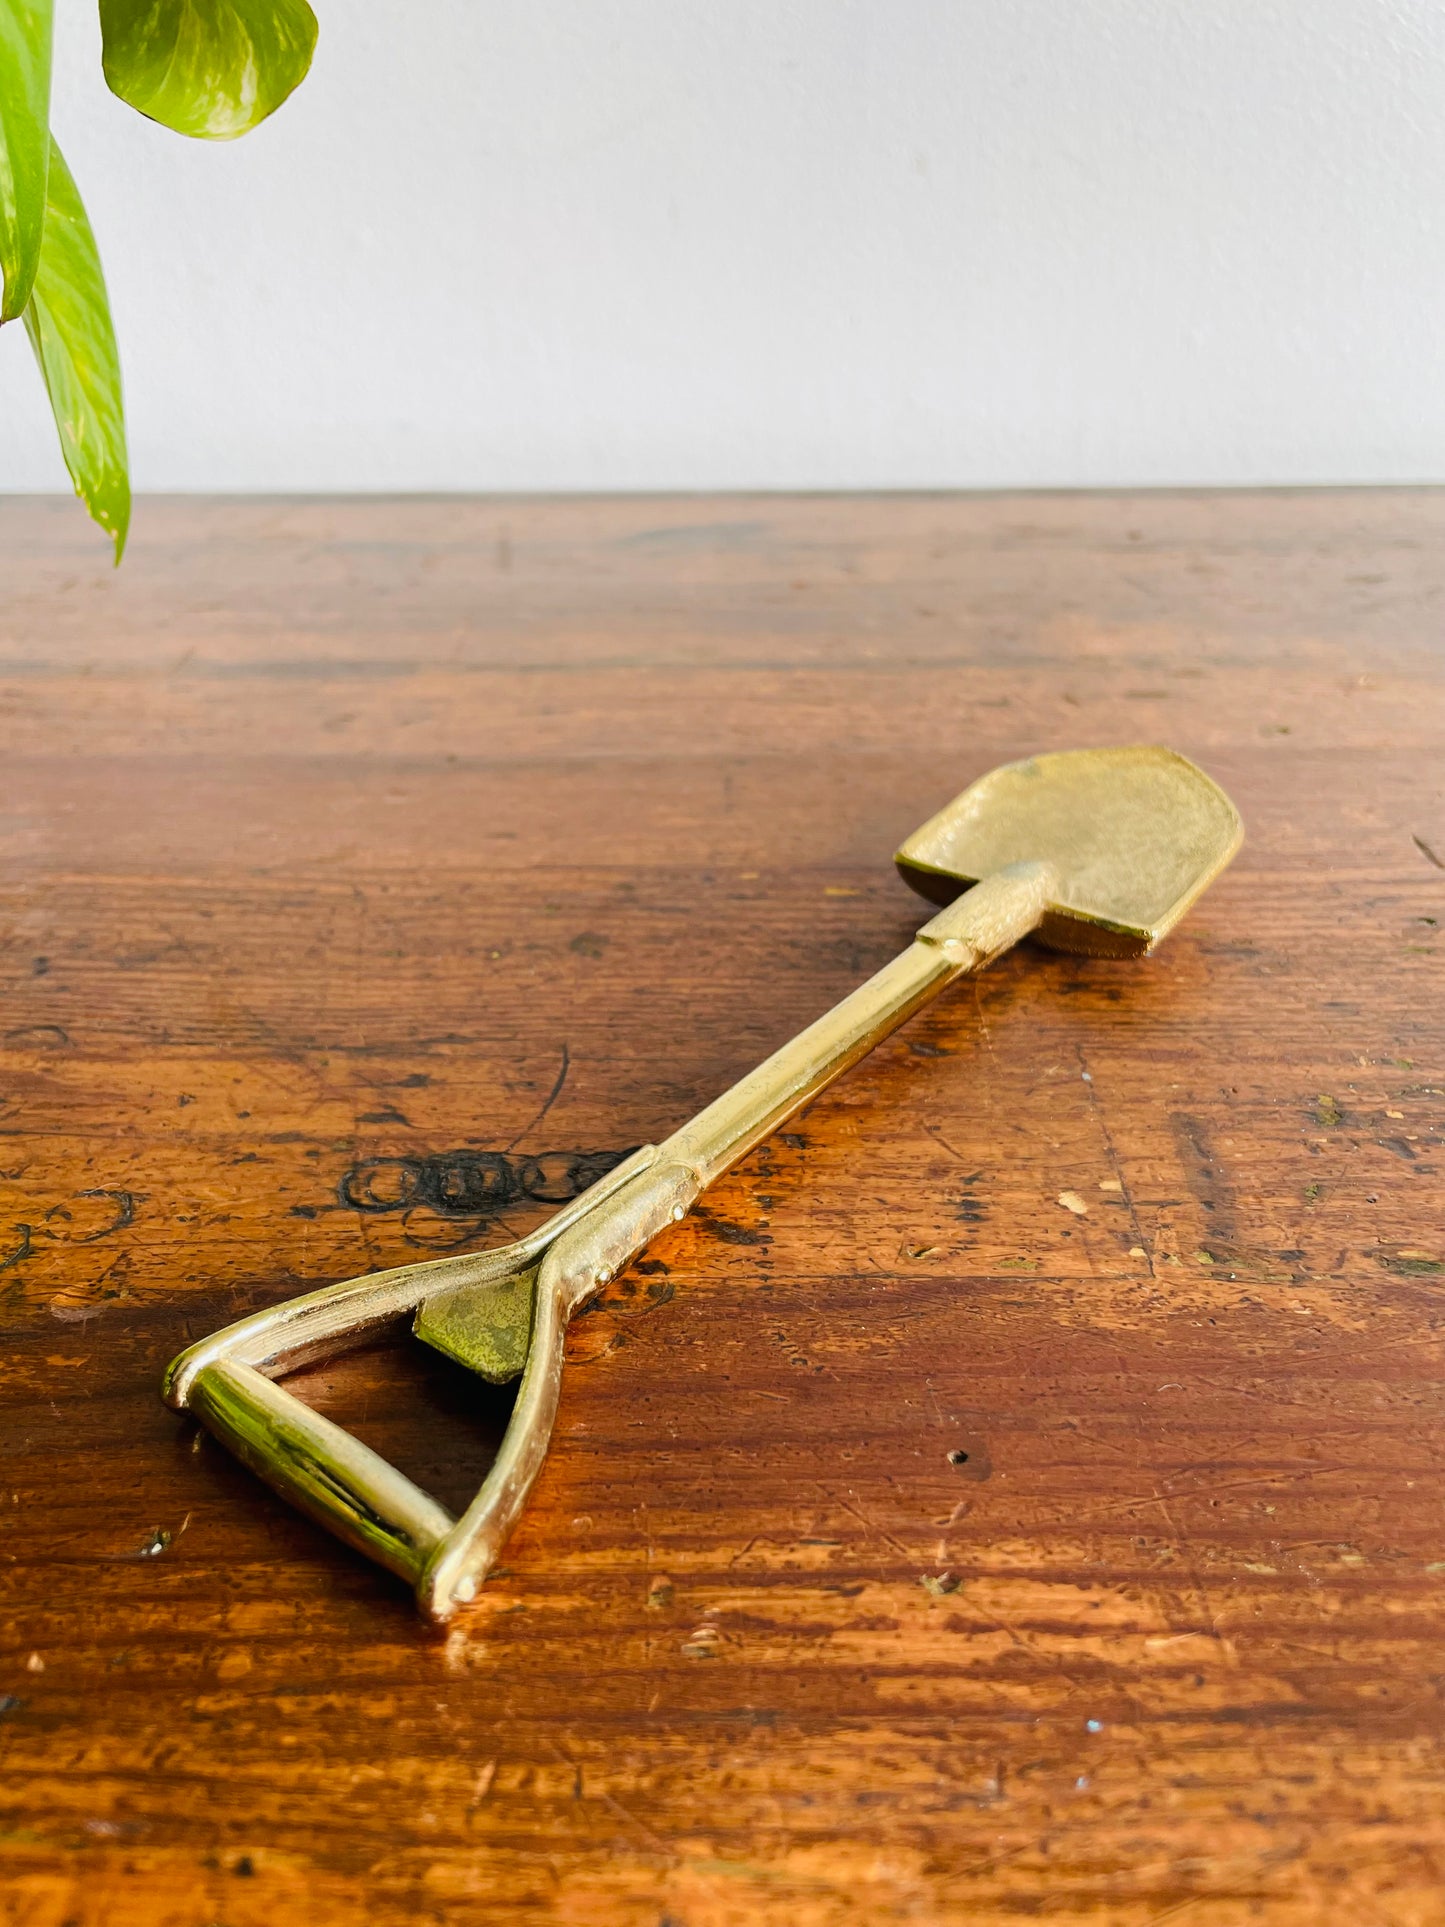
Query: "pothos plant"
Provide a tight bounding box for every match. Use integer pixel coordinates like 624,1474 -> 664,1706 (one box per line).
0,0 -> 318,559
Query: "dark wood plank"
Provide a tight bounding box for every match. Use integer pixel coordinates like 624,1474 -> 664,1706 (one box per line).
1,491 -> 1443,1925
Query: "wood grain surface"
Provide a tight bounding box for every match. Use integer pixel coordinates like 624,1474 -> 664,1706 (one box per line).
2,491 -> 1443,1925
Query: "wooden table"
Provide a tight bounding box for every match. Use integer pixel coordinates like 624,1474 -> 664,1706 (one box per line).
2,492 -> 1442,1925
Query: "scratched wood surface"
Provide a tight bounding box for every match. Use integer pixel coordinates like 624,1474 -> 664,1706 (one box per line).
1,491 -> 1443,1926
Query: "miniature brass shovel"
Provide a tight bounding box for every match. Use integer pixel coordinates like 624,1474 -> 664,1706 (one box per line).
164,745 -> 1241,1621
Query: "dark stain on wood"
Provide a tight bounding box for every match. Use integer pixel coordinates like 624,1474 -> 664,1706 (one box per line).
337,1146 -> 634,1224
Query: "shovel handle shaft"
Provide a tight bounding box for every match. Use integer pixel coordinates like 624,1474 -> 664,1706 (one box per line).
659,862 -> 1057,1191
411,861 -> 1059,1615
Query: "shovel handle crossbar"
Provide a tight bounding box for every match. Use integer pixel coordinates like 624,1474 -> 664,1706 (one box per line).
163,863 -> 1056,1622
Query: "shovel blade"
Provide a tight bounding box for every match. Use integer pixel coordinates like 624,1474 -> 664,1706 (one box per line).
895,745 -> 1241,957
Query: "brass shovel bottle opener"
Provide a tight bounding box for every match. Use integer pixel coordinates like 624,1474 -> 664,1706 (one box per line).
164,746 -> 1241,1621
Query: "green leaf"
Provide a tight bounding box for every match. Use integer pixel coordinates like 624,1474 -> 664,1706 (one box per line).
24,141 -> 130,560
100,0 -> 317,141
0,0 -> 53,320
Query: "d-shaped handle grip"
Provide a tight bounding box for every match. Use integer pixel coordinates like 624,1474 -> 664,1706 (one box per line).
163,1145 -> 672,1621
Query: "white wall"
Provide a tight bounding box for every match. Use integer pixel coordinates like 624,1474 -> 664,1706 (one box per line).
3,0 -> 1444,493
